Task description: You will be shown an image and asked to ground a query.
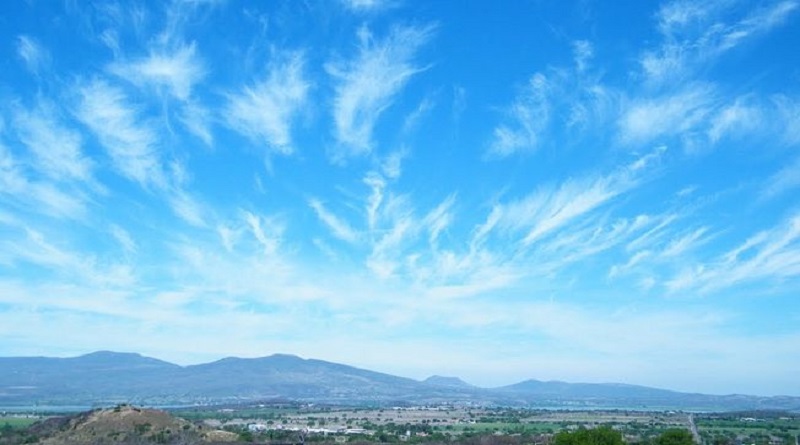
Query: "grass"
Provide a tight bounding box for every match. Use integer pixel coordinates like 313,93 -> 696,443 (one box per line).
700,426 -> 800,435
446,422 -> 563,433
170,406 -> 298,421
0,416 -> 40,429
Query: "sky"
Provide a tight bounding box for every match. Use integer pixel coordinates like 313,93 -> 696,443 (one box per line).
0,0 -> 799,397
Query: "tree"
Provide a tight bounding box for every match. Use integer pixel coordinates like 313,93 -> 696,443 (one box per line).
238,430 -> 254,442
655,429 -> 694,445
554,426 -> 624,445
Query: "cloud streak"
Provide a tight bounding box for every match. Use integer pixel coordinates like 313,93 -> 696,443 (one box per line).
109,43 -> 205,101
16,35 -> 49,74
76,79 -> 166,189
489,74 -> 550,157
13,101 -> 93,183
225,53 -> 310,155
327,24 -> 434,158
643,0 -> 798,85
667,213 -> 800,294
309,198 -> 360,244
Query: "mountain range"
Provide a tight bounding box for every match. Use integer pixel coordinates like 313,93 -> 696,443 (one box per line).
1,351 -> 798,412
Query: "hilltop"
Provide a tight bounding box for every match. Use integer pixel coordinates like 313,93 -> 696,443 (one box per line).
3,405 -> 237,445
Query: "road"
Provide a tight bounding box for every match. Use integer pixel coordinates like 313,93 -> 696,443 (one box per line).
688,414 -> 701,444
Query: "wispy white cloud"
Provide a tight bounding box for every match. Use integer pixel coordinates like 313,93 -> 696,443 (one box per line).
13,101 -> 94,183
762,156 -> 800,199
110,224 -> 137,255
609,250 -> 653,279
420,259 -> 518,301
16,35 -> 50,75
646,92 -> 800,198
423,194 -> 456,248
707,98 -> 762,143
166,219 -> 312,307
773,95 -> 800,145
488,46 -> 617,157
520,176 -> 622,246
364,172 -> 386,233
361,185 -> 418,278
0,143 -> 88,220
109,43 -> 205,101
667,213 -> 800,293
216,224 -> 241,253
643,0 -> 798,85
225,53 -> 310,155
327,24 -> 434,158
308,198 -> 360,244
619,85 -> 715,145
677,186 -> 697,197
533,214 -> 655,275
619,88 -> 798,153
341,0 -> 391,12
99,29 -> 121,56
178,100 -> 213,145
0,227 -> 135,288
174,0 -> 226,6
74,78 -> 208,227
168,190 -> 207,228
626,214 -> 680,253
323,168 -> 508,288
402,96 -> 435,135
243,211 -> 284,256
159,0 -> 225,52
475,150 -> 661,248
489,73 -> 550,157
367,212 -> 414,277
661,226 -> 710,257
75,79 -> 166,189
573,40 -> 593,72
379,149 -> 407,180
718,1 -> 798,51
656,0 -> 723,36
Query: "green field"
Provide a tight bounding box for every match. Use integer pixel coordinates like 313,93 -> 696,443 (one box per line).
0,416 -> 40,429
696,416 -> 800,445
447,421 -> 563,433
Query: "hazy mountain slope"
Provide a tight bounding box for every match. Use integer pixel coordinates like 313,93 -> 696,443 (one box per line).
1,351 -> 799,411
0,351 -> 182,404
496,379 -> 685,399
176,354 -> 428,401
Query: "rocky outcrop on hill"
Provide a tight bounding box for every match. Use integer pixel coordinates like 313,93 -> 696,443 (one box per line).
28,405 -> 237,445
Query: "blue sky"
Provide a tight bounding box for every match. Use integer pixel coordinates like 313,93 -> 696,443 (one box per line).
1,0 -> 799,397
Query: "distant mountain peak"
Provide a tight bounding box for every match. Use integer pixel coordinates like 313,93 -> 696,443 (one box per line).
80,350 -> 142,358
72,350 -> 179,369
423,375 -> 474,388
268,353 -> 304,360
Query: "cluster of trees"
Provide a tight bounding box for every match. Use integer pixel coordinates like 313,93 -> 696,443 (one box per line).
554,426 -> 694,445
234,425 -> 696,445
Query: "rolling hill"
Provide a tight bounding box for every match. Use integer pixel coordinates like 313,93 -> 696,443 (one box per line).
22,404 -> 237,444
1,352 -> 798,411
